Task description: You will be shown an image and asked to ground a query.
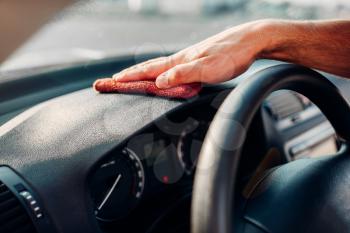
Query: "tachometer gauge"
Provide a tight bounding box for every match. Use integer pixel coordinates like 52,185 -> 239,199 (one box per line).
177,121 -> 209,175
90,148 -> 145,221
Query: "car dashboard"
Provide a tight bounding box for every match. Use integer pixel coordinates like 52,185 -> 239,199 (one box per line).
0,59 -> 345,233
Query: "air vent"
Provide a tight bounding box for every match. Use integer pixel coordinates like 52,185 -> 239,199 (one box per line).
265,90 -> 304,120
0,181 -> 37,233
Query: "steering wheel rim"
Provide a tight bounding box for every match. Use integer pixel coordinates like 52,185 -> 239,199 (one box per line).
191,64 -> 350,233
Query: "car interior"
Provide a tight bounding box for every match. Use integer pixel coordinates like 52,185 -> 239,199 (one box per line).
0,1 -> 349,233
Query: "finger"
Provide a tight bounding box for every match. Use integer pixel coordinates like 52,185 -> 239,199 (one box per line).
155,54 -> 238,89
93,78 -> 114,92
155,57 -> 210,88
113,56 -> 178,82
93,78 -> 201,99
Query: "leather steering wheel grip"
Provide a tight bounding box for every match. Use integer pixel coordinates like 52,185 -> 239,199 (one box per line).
191,64 -> 350,233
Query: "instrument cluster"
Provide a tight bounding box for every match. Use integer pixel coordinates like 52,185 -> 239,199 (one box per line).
89,118 -> 210,223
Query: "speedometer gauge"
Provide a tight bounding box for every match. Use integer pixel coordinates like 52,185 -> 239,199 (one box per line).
90,148 -> 145,221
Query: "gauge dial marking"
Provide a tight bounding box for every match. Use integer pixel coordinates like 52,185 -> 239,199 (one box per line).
97,174 -> 122,211
91,147 -> 145,221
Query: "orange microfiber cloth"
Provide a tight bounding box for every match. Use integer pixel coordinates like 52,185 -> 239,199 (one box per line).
93,78 -> 201,99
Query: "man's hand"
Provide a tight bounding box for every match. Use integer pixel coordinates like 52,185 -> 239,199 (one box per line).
108,19 -> 350,89
112,20 -> 270,88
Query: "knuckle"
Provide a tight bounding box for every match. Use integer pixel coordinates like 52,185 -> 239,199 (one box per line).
168,68 -> 183,84
142,64 -> 152,73
197,49 -> 210,58
171,68 -> 181,80
184,52 -> 201,62
165,55 -> 179,67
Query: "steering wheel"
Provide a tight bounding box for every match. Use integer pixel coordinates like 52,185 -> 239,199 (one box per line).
191,64 -> 350,233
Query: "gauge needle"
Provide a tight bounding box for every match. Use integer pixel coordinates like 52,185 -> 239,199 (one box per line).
97,174 -> 122,211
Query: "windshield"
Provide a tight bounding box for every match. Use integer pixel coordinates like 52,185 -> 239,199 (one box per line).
1,0 -> 349,74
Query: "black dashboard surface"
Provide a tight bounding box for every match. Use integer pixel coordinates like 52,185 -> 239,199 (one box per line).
1,60 -> 350,233
0,90 -> 182,233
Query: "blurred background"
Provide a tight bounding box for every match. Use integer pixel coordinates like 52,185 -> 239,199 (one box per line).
1,0 -> 349,75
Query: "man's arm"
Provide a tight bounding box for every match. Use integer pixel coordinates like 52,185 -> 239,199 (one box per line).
107,19 -> 350,89
260,20 -> 350,78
